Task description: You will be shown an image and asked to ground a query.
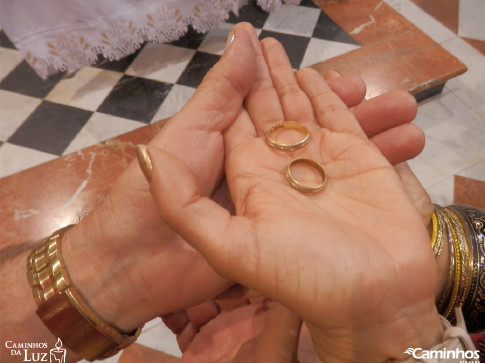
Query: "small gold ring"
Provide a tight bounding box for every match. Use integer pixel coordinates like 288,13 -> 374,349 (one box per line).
286,158 -> 327,193
265,121 -> 310,151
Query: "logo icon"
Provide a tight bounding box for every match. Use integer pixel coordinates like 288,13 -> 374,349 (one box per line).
404,348 -> 417,356
49,338 -> 66,363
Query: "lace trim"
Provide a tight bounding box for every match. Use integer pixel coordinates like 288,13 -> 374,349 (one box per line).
6,0 -> 301,79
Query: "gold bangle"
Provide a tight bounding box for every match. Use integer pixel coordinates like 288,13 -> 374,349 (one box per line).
430,206 -> 446,258
27,226 -> 142,361
445,205 -> 484,332
441,211 -> 462,319
265,121 -> 310,151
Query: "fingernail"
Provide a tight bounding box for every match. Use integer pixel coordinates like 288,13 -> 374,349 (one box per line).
226,30 -> 235,48
135,145 -> 153,183
325,69 -> 342,79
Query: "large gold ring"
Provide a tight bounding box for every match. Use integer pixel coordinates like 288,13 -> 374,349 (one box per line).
265,121 -> 310,151
286,158 -> 327,193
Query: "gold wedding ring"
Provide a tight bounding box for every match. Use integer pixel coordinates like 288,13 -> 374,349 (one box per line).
286,158 -> 327,193
265,121 -> 310,151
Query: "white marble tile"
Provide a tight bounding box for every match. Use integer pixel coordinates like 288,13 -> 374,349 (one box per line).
198,22 -> 233,56
424,175 -> 455,207
151,84 -> 196,122
63,112 -> 145,154
0,47 -> 24,80
384,0 -> 456,44
263,4 -> 321,37
0,90 -> 41,141
0,143 -> 57,178
458,0 -> 485,41
410,91 -> 485,188
441,37 -> 485,112
45,67 -> 123,111
299,38 -> 359,69
456,160 -> 485,182
136,321 -> 181,358
125,43 -> 195,84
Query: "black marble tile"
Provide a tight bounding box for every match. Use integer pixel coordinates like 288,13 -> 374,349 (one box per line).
312,12 -> 359,45
94,45 -> 144,72
170,27 -> 207,49
8,101 -> 92,155
0,61 -> 64,98
228,0 -> 269,28
300,0 -> 319,8
97,76 -> 172,123
176,51 -> 220,88
0,30 -> 16,49
259,30 -> 310,69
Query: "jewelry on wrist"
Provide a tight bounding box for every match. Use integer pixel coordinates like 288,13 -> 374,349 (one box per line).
431,204 -> 484,332
27,225 -> 142,361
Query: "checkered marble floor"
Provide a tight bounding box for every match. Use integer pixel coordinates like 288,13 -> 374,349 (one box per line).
0,0 -> 360,179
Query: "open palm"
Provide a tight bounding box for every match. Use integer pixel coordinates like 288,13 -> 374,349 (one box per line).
148,35 -> 442,361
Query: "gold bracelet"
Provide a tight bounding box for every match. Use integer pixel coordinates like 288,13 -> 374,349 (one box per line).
441,210 -> 462,319
430,205 -> 446,258
445,205 -> 484,333
27,226 -> 142,361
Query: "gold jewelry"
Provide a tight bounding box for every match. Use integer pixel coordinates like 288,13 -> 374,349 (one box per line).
265,121 -> 310,151
440,210 -> 462,319
27,226 -> 142,361
431,206 -> 447,258
286,158 -> 327,193
444,205 -> 484,332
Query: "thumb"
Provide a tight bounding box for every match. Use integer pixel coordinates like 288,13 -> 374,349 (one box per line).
138,145 -> 254,281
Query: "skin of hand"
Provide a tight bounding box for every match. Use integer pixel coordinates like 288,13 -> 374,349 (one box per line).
143,32 -> 444,363
60,22 -> 427,334
0,23 -> 434,363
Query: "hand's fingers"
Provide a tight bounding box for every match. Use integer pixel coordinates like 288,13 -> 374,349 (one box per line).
351,91 -> 418,137
151,22 -> 258,143
161,310 -> 190,334
369,123 -> 425,164
296,68 -> 366,137
147,22 -> 259,195
260,38 -> 315,127
233,302 -> 301,363
323,70 -> 367,108
244,38 -> 285,136
186,301 -> 221,330
177,323 -> 198,352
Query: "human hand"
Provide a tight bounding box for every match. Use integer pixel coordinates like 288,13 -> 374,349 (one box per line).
161,286 -> 300,362
144,36 -> 443,362
61,23 -> 262,332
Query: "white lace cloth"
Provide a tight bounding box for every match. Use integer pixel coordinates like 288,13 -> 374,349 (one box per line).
0,0 -> 301,79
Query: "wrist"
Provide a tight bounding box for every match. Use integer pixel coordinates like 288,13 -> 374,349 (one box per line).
307,298 -> 444,363
61,204 -> 150,332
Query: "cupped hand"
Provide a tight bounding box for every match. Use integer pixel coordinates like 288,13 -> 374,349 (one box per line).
145,36 -> 443,362
66,21 -> 430,337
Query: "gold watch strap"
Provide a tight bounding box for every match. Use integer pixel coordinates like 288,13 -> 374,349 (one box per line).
27,225 -> 142,361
